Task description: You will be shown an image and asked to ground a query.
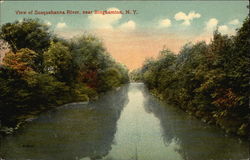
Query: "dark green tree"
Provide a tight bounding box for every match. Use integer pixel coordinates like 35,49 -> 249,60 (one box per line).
0,18 -> 51,53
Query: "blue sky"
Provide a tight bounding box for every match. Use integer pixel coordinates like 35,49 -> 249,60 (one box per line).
0,1 -> 249,69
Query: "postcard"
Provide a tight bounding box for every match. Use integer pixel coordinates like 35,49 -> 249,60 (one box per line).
0,0 -> 249,160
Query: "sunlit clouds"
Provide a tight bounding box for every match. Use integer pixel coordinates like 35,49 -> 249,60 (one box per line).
56,22 -> 67,29
229,19 -> 240,25
205,18 -> 218,32
218,25 -> 228,34
174,11 -> 201,26
158,19 -> 172,28
88,7 -> 136,32
88,8 -> 122,29
204,18 -> 238,36
46,21 -> 52,26
119,20 -> 136,31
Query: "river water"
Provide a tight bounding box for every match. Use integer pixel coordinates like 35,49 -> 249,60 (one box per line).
0,83 -> 249,160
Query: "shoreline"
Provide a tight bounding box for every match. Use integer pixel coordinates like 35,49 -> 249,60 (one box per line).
147,88 -> 249,141
0,100 -> 90,136
0,85 -> 125,136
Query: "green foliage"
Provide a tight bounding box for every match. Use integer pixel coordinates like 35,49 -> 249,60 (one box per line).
0,66 -> 69,126
3,48 -> 40,73
70,34 -> 110,70
98,67 -> 122,92
129,69 -> 142,82
72,83 -> 97,102
0,18 -> 51,53
69,34 -> 129,92
0,67 -> 27,119
0,18 -> 52,73
140,17 -> 250,137
44,42 -> 75,83
29,73 -> 70,106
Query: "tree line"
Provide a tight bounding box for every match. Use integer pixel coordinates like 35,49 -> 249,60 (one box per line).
132,17 -> 249,137
0,18 -> 129,129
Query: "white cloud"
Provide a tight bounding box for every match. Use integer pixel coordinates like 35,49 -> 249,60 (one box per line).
205,18 -> 218,32
158,18 -> 171,28
218,25 -> 228,33
174,11 -> 201,26
56,22 -> 67,29
88,8 -> 122,29
203,18 -> 235,36
229,19 -> 239,25
46,21 -> 52,26
119,20 -> 136,30
218,25 -> 235,35
196,18 -> 218,43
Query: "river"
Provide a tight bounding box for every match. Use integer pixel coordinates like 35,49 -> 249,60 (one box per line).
0,83 -> 249,160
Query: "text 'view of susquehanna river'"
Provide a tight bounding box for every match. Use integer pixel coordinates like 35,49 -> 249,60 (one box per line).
0,83 -> 249,160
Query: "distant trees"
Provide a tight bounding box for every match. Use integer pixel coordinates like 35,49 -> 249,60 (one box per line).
0,18 -> 129,128
129,69 -> 143,82
139,17 -> 250,137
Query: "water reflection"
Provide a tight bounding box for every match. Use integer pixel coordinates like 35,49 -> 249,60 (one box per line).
142,86 -> 250,160
0,85 -> 129,160
102,83 -> 183,160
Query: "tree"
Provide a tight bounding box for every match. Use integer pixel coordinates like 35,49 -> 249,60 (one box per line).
69,34 -> 129,90
0,18 -> 52,72
0,18 -> 51,53
44,42 -> 74,83
3,48 -> 40,74
98,67 -> 122,92
70,34 -> 110,71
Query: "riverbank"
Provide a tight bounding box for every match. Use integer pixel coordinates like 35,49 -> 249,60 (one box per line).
0,86 -> 125,136
0,100 -> 89,136
148,88 -> 249,139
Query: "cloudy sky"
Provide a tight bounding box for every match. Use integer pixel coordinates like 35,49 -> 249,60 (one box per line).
0,1 -> 248,70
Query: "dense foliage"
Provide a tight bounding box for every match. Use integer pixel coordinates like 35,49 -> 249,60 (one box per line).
0,19 -> 129,128
138,17 -> 250,137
